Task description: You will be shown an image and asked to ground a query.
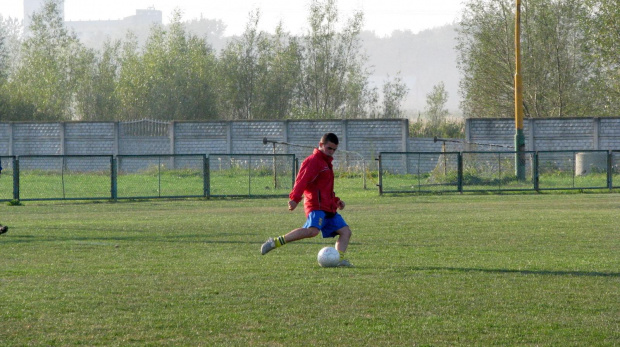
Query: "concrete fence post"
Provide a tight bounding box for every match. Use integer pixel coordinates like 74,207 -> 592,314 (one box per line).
593,118 -> 600,150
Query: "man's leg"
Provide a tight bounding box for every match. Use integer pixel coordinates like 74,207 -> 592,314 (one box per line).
284,227 -> 320,243
335,226 -> 353,267
261,227 -> 320,255
334,226 -> 351,253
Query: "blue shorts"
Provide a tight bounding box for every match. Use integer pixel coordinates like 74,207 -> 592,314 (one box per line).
303,211 -> 348,238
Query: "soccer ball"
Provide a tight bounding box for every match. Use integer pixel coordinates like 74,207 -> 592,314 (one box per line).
317,247 -> 340,267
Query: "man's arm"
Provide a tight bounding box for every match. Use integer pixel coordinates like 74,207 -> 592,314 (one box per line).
288,157 -> 319,205
288,200 -> 298,211
337,199 -> 345,210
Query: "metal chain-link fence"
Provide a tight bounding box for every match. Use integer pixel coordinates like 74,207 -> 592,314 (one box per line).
378,150 -> 620,194
206,154 -> 296,197
2,150 -> 619,201
0,154 -> 296,201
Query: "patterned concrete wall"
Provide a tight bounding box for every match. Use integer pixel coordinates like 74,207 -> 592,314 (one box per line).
232,121 -> 285,155
0,120 -> 408,173
12,123 -> 62,155
599,118 -> 620,149
174,122 -> 229,155
532,118 -> 595,151
465,118 -> 620,151
65,122 -> 116,155
467,119 -> 515,150
1,118 -> 619,162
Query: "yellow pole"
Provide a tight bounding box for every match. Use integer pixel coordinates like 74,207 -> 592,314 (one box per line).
514,0 -> 526,180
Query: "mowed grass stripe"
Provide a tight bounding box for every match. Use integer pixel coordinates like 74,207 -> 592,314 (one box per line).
1,192 -> 618,346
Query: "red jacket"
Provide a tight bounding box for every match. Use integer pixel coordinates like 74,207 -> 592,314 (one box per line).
289,148 -> 341,217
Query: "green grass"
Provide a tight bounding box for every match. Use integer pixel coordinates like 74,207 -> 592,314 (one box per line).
0,169 -> 298,201
1,169 -> 618,201
1,190 -> 619,346
382,171 -> 618,193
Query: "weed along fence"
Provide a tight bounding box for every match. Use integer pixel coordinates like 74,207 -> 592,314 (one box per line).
377,150 -> 620,194
206,154 -> 296,198
0,154 -> 296,201
1,149 -> 619,201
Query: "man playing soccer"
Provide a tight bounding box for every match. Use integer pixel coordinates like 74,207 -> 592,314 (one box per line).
260,133 -> 353,267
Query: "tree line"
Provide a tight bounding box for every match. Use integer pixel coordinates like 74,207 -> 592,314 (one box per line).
0,0 -> 408,122
0,0 -> 617,123
456,0 -> 618,118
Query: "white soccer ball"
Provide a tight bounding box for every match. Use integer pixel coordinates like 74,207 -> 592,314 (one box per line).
317,247 -> 340,267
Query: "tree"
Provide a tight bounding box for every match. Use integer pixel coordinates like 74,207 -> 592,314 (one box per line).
520,0 -> 593,117
0,16 -> 13,121
218,10 -> 264,120
77,40 -> 122,120
184,17 -> 228,52
115,11 -> 219,121
144,11 -> 218,120
218,12 -> 303,120
456,0 -> 597,118
424,82 -> 449,127
7,0 -> 94,121
115,33 -> 146,120
295,0 -> 375,119
0,15 -> 22,81
0,18 -> 8,82
254,25 -> 302,119
381,74 -> 409,118
582,0 -> 619,116
582,0 -> 619,69
456,0 -> 517,118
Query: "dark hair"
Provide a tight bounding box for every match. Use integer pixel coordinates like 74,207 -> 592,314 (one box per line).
321,133 -> 339,145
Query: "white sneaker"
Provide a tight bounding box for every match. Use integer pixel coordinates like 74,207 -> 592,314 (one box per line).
338,259 -> 353,267
261,237 -> 275,255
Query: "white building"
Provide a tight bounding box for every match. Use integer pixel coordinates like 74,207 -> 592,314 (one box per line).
22,0 -> 162,48
65,8 -> 162,47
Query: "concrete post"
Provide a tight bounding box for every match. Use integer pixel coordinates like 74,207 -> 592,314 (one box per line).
60,122 -> 66,155
593,118 -> 600,150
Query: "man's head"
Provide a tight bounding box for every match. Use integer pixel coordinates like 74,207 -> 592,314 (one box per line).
319,133 -> 339,156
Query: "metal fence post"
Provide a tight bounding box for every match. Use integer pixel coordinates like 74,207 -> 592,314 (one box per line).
296,158 -> 299,176
377,154 -> 383,195
248,155 -> 252,197
291,155 -> 296,192
457,153 -> 463,193
204,155 -> 210,199
607,150 -> 612,191
13,156 -> 19,201
533,151 -> 539,192
111,156 -> 118,200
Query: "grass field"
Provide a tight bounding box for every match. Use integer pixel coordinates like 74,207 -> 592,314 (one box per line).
1,186 -> 619,346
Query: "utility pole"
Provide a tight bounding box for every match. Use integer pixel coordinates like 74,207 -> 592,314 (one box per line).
514,0 -> 526,180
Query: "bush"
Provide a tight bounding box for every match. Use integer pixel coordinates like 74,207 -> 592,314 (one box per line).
409,117 -> 465,138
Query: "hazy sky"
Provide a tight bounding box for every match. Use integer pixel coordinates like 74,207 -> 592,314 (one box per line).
1,0 -> 465,37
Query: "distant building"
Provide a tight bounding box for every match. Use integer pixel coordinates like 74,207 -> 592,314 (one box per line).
65,8 -> 163,47
23,1 -> 162,47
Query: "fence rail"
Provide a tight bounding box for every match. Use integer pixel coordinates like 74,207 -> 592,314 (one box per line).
0,154 -> 297,201
2,150 -> 619,201
377,150 -> 620,194
206,154 -> 296,198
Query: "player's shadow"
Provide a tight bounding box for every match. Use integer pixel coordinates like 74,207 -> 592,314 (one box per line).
0,233 -> 252,245
414,266 -> 619,278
